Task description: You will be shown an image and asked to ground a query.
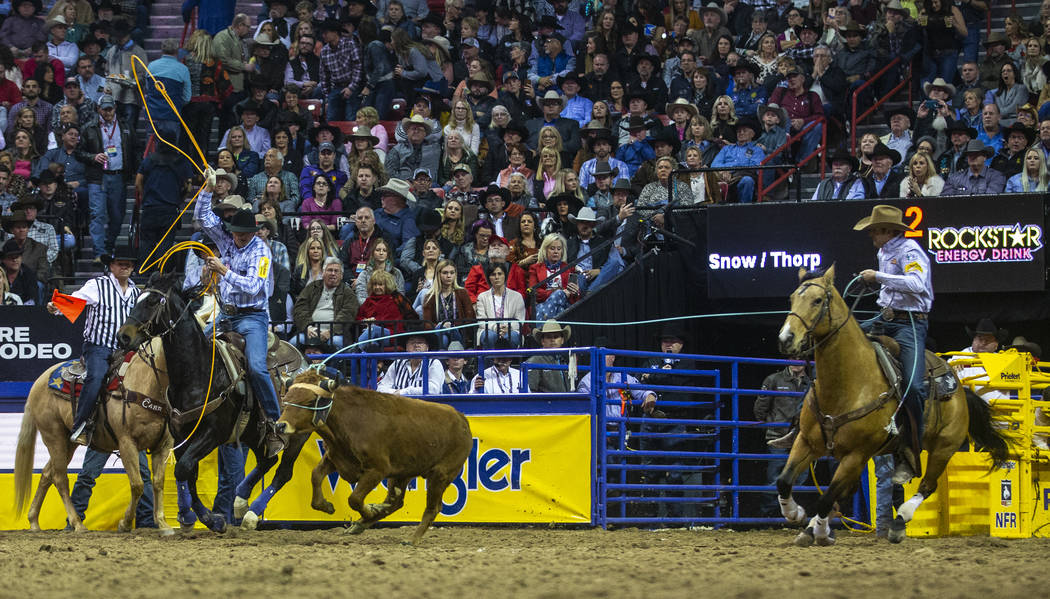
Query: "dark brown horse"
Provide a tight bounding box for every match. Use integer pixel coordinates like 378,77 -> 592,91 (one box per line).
775,265 -> 1009,544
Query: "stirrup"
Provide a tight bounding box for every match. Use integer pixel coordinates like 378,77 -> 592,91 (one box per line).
767,427 -> 798,450
69,421 -> 92,446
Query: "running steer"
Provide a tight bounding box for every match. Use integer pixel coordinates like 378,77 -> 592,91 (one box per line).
277,369 -> 472,544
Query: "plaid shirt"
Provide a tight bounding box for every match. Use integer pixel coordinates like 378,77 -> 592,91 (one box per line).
194,191 -> 274,311
29,220 -> 58,264
8,99 -> 53,132
319,36 -> 362,96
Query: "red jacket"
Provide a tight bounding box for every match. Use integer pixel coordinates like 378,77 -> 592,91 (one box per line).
464,262 -> 527,302
21,58 -> 65,88
528,261 -> 577,304
356,292 -> 417,333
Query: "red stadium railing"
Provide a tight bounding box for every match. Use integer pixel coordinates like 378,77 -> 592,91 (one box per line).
757,116 -> 826,202
850,57 -> 913,154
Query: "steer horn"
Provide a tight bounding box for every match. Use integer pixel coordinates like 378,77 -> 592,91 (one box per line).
283,376 -> 296,389
320,378 -> 338,392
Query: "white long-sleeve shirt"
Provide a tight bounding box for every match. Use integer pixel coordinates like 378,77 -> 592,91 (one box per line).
470,365 -> 523,395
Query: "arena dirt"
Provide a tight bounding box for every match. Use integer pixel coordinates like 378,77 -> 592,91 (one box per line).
0,526 -> 1045,598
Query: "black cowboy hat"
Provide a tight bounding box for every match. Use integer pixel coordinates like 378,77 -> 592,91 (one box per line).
731,60 -> 761,78
401,320 -> 438,349
417,208 -> 443,233
501,120 -> 530,139
1,209 -> 29,233
346,0 -> 378,15
868,141 -> 901,163
591,160 -> 620,179
0,238 -> 23,259
656,323 -> 690,345
536,15 -> 564,30
316,17 -> 344,33
235,98 -> 266,118
966,318 -> 1008,343
1002,122 -> 1037,147
11,194 -> 44,211
649,127 -> 681,154
944,122 -> 978,138
557,71 -> 582,87
101,241 -> 138,266
826,147 -> 859,171
543,192 -> 584,215
224,208 -> 262,233
960,139 -> 994,158
110,17 -> 133,39
309,123 -> 343,146
625,89 -> 650,106
884,106 -> 916,127
631,53 -> 661,71
840,22 -> 867,37
78,37 -> 102,52
584,123 -> 615,148
731,116 -> 761,135
481,183 -> 510,206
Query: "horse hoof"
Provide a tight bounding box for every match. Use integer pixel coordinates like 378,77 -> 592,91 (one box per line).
312,500 -> 335,515
346,522 -> 367,535
159,527 -> 176,537
117,521 -> 131,533
815,529 -> 836,547
794,527 -> 815,547
242,511 -> 260,531
208,514 -> 228,534
233,497 -> 250,520
888,517 -> 906,544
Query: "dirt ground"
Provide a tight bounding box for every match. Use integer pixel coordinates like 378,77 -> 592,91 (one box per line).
0,525 -> 1045,598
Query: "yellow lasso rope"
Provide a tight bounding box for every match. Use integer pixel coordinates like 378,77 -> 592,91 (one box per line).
123,55 -> 225,452
808,462 -> 875,533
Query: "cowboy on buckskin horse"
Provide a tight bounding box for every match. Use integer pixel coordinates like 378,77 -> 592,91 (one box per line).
772,205 -> 932,484
195,167 -> 286,458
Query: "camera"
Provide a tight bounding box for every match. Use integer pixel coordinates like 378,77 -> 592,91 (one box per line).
924,100 -> 939,110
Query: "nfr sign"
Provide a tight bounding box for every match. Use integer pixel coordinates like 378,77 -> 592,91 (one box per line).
995,512 -> 1018,529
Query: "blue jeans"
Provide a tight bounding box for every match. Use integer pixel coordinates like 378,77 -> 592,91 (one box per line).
216,311 -> 281,421
582,249 -> 626,294
873,454 -> 895,530
435,323 -> 462,350
536,289 -> 570,320
735,175 -> 755,203
363,80 -> 396,120
75,342 -> 112,429
71,447 -> 155,527
326,88 -> 359,122
961,22 -> 979,64
478,328 -> 522,348
923,50 -> 960,87
88,173 -> 127,256
357,324 -> 392,352
213,443 -> 247,522
861,314 -> 929,443
798,123 -> 823,163
291,332 -> 344,350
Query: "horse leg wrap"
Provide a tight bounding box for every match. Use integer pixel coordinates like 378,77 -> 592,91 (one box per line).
780,496 -> 805,524
810,515 -> 831,542
897,492 -> 925,523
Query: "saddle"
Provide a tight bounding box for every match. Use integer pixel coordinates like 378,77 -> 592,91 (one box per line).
48,351 -> 171,426
869,336 -> 959,403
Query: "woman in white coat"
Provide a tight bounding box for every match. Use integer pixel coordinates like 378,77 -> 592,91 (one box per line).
475,261 -> 525,348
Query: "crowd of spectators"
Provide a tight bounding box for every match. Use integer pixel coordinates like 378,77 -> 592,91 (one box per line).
6,0 -> 1050,344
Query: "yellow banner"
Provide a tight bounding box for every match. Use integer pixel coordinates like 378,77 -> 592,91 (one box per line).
1,414 -> 592,530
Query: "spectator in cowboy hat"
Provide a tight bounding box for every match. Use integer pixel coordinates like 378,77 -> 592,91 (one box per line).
464,70 -> 498,130
578,125 -> 629,192
728,60 -> 766,118
529,32 -> 574,94
627,53 -> 668,113
948,318 -> 1010,402
861,142 -> 904,199
615,115 -> 655,179
879,106 -> 916,166
935,122 -> 978,177
940,139 -> 1006,195
1,237 -> 39,304
582,160 -> 624,210
374,178 -> 420,271
2,209 -> 48,282
711,116 -> 765,203
991,122 -> 1036,179
615,88 -> 659,147
479,183 -> 519,241
385,114 -> 442,181
525,90 -> 582,155
567,206 -> 624,295
980,32 -> 1014,91
810,148 -> 865,201
525,319 -> 575,393
558,71 -> 592,127
630,126 -> 682,190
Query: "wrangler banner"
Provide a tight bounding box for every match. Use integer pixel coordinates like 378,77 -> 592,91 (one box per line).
0,413 -> 593,529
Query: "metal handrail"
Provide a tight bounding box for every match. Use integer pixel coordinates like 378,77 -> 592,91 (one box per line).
756,116 -> 827,202
181,7 -> 198,48
849,56 -> 913,153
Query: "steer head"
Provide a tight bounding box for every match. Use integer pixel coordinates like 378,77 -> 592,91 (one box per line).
277,369 -> 339,434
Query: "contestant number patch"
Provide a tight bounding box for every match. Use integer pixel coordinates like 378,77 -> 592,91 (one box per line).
257,257 -> 270,278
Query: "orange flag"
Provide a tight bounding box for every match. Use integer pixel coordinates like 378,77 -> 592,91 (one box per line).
51,290 -> 87,324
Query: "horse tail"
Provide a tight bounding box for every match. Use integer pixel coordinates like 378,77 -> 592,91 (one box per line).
964,388 -> 1011,470
14,392 -> 38,516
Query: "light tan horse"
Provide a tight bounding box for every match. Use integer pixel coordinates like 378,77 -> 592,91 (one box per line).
775,265 -> 1009,545
14,337 -> 174,535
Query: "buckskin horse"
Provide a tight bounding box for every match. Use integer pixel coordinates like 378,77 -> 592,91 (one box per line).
775,265 -> 1009,545
14,336 -> 174,534
117,273 -> 307,532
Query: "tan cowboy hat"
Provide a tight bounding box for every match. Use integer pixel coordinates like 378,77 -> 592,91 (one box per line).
212,168 -> 238,189
377,178 -> 416,204
758,103 -> 788,125
254,213 -> 278,233
253,31 -> 280,46
532,319 -> 571,342
46,14 -> 69,29
664,98 -> 698,119
1008,336 -> 1042,359
214,194 -> 247,212
700,2 -> 726,27
427,35 -> 451,53
401,113 -> 433,135
539,90 -> 566,110
923,77 -> 956,97
853,205 -> 912,232
884,0 -> 909,17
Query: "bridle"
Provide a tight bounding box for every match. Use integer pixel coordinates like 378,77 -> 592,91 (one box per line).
282,381 -> 336,426
784,280 -> 848,356
123,287 -> 195,345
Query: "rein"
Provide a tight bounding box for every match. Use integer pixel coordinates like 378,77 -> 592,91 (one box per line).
282,382 -> 335,426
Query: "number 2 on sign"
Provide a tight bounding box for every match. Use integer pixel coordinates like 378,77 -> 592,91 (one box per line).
904,206 -> 923,238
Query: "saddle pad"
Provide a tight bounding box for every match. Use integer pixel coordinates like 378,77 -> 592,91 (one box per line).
48,361 -> 79,393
